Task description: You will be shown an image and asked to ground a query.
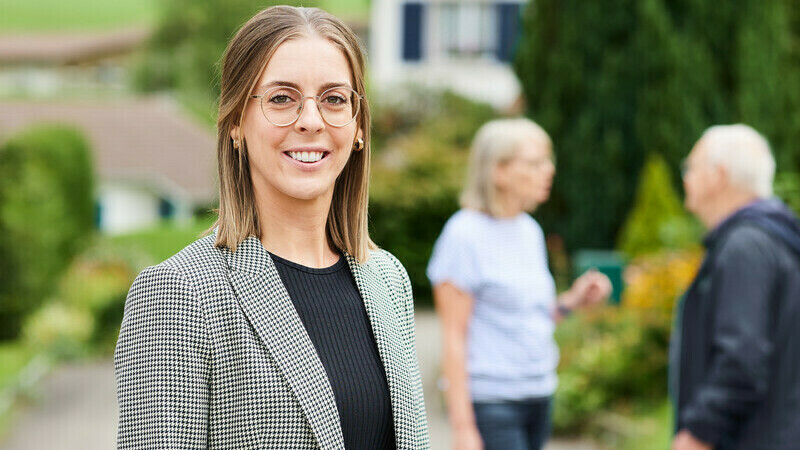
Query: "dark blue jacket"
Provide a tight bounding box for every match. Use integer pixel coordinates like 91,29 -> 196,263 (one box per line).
671,198 -> 800,450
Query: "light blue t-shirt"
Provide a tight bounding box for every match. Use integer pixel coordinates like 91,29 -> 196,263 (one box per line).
427,209 -> 559,401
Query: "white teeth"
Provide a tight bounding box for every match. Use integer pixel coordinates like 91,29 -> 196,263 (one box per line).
288,151 -> 325,163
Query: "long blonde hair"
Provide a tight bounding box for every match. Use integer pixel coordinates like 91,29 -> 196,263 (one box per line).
213,6 -> 375,262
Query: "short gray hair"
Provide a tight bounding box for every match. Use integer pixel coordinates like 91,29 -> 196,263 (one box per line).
460,118 -> 552,216
700,124 -> 775,198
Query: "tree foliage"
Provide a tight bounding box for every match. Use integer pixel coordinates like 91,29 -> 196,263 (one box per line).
0,126 -> 95,339
617,153 -> 700,257
514,0 -> 800,251
134,0 -> 314,107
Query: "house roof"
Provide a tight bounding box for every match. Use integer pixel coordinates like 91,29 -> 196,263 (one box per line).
0,28 -> 150,65
0,98 -> 217,204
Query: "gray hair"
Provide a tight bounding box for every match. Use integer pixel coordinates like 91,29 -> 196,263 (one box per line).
460,118 -> 552,216
700,124 -> 775,198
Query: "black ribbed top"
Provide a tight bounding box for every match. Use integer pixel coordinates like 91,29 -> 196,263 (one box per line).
270,252 -> 396,450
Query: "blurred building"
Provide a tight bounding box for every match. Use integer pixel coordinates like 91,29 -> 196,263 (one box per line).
0,99 -> 217,234
370,0 -> 527,110
0,28 -> 149,97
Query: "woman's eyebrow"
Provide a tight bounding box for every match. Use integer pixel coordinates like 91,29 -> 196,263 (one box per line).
254,80 -> 353,93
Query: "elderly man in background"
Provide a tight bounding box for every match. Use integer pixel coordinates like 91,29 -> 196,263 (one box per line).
671,124 -> 800,450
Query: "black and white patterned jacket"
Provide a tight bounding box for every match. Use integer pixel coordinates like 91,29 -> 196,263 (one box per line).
114,232 -> 430,449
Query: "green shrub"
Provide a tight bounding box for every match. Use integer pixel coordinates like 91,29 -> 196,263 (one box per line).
369,90 -> 497,306
134,0 -> 315,98
21,249 -> 136,357
617,153 -> 701,257
554,308 -> 670,433
775,172 -> 800,215
0,125 -> 95,339
553,250 -> 701,434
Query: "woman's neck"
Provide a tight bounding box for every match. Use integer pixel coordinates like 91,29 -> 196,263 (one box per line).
494,191 -> 528,218
254,188 -> 339,269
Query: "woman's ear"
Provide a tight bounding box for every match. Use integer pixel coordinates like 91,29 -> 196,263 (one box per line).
230,125 -> 242,150
493,162 -> 509,190
353,128 -> 365,152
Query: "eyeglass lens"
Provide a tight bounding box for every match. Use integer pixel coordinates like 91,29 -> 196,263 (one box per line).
260,86 -> 359,127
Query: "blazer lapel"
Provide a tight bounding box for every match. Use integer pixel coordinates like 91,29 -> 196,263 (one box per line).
225,236 -> 344,449
346,254 -> 416,449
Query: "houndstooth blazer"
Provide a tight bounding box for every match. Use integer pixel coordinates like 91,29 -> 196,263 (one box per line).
114,232 -> 430,449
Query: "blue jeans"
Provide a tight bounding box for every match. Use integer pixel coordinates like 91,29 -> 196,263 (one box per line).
473,397 -> 553,450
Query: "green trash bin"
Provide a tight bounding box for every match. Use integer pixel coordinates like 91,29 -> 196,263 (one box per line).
572,250 -> 626,304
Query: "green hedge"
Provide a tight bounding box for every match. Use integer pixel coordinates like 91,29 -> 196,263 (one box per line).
0,125 -> 95,340
515,0 -> 800,252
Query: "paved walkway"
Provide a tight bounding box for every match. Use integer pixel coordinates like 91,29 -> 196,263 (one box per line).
0,311 -> 597,449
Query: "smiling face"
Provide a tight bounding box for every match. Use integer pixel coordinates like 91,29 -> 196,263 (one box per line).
494,141 -> 556,213
232,36 -> 362,205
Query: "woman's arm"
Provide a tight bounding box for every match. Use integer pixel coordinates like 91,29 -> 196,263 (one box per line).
114,265 -> 212,449
433,282 -> 483,450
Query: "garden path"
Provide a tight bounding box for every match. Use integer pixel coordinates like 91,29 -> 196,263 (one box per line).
0,312 -> 597,450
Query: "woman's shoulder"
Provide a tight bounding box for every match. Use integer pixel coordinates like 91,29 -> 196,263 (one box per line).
439,209 -> 485,240
136,233 -> 228,288
367,248 -> 408,279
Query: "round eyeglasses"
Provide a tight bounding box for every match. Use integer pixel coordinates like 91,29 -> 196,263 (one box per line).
250,85 -> 362,127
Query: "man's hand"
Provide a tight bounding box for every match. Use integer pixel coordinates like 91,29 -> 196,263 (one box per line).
673,430 -> 712,450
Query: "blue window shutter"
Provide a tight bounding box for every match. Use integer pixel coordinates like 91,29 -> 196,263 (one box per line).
159,198 -> 175,219
94,201 -> 102,229
496,3 -> 521,62
402,3 -> 425,61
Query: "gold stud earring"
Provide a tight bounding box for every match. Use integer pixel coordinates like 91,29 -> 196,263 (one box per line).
233,139 -> 240,149
353,138 -> 364,151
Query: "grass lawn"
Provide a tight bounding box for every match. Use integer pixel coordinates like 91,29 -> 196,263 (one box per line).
2,0 -> 369,32
1,0 -> 157,31
0,342 -> 36,437
107,216 -> 217,268
319,0 -> 371,21
0,342 -> 33,391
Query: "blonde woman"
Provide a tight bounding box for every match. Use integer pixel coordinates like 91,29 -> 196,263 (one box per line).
427,118 -> 611,450
115,6 -> 429,449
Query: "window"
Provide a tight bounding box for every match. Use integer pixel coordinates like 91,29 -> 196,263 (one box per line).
401,1 -> 523,63
402,3 -> 425,61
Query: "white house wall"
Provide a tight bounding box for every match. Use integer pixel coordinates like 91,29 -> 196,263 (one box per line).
97,183 -> 161,234
370,0 -> 527,110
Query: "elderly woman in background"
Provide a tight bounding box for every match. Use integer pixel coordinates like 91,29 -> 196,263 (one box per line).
427,118 -> 612,450
115,6 -> 429,449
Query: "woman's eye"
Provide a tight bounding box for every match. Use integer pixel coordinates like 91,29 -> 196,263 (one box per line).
322,95 -> 347,105
269,95 -> 294,104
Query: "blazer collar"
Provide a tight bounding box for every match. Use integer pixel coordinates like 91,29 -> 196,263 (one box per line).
223,234 -> 416,449
224,235 -> 345,449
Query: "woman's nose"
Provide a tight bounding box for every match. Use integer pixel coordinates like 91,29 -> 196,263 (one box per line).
294,98 -> 325,133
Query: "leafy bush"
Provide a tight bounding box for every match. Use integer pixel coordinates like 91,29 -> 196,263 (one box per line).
617,153 -> 702,258
775,172 -> 800,215
369,89 -> 497,306
553,249 -> 701,433
0,125 -> 95,339
21,253 -> 135,358
134,0 -> 314,103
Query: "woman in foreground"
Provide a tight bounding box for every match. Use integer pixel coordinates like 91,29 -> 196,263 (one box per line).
115,6 -> 429,449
